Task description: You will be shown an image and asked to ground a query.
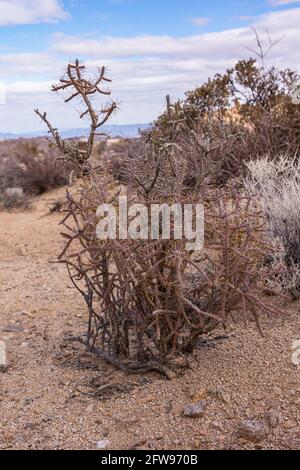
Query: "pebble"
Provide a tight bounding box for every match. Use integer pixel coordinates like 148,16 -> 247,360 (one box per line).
3,323 -> 24,333
128,439 -> 147,450
96,439 -> 111,449
183,400 -> 208,418
237,419 -> 269,443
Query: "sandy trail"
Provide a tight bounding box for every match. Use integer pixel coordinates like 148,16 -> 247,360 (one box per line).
1,187 -> 300,450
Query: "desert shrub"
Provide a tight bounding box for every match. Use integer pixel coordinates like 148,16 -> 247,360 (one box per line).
245,154 -> 300,294
37,59 -> 282,375
146,58 -> 300,187
0,187 -> 31,210
103,51 -> 300,190
176,119 -> 251,187
0,139 -> 73,199
103,138 -> 144,183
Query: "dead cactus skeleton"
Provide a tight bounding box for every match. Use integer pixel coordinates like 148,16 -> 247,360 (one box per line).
35,59 -> 117,176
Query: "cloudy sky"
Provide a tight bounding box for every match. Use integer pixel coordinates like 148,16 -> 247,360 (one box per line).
0,0 -> 299,133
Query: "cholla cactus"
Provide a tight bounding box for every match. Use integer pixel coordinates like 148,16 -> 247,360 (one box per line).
35,59 -> 117,176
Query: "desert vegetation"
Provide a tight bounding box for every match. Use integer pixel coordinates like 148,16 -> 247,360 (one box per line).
0,138 -> 73,210
2,34 -> 300,450
29,49 -> 300,376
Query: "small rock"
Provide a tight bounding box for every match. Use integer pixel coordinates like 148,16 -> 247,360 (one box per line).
265,409 -> 283,429
3,323 -> 24,333
14,434 -> 26,445
128,439 -> 147,450
237,419 -> 269,443
183,400 -> 208,418
0,340 -> 7,371
96,439 -> 111,449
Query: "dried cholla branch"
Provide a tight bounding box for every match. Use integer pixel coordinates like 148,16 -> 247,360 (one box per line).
35,59 -> 117,176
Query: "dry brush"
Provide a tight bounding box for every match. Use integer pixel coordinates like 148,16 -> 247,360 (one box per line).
36,60 -> 282,376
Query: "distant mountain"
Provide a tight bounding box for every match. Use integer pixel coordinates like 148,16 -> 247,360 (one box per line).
0,123 -> 150,140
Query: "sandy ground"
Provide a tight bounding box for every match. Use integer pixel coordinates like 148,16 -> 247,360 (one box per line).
1,187 -> 300,450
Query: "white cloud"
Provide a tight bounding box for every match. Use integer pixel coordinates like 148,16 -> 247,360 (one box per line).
268,1 -> 300,5
7,80 -> 53,94
51,29 -> 248,59
1,7 -> 300,132
51,8 -> 300,61
239,15 -> 257,21
0,0 -> 69,26
0,53 -> 61,77
191,17 -> 211,27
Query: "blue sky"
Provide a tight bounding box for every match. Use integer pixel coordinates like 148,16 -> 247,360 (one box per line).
0,0 -> 300,132
0,0 -> 296,54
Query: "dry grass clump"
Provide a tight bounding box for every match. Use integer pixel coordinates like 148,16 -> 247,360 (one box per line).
245,154 -> 300,294
0,187 -> 31,210
47,197 -> 67,214
0,139 -> 73,209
